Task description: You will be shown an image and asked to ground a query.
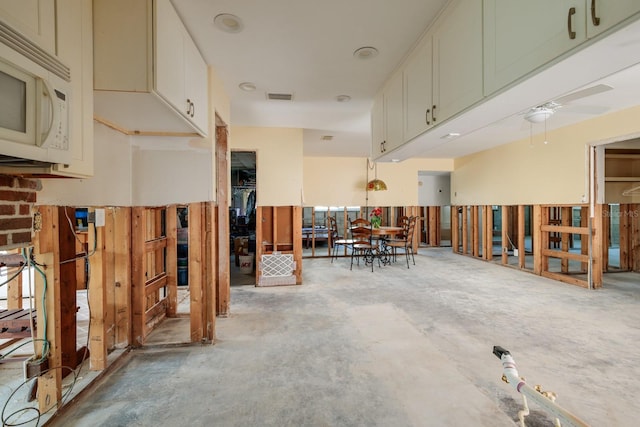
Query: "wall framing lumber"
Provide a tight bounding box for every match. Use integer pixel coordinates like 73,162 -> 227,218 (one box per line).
216,125 -> 230,317
462,206 -> 468,254
472,206 -> 479,258
518,205 -> 525,269
451,206 -> 459,253
33,206 -> 62,413
113,207 -> 131,347
166,206 -> 178,317
131,207 -> 146,346
189,202 -> 204,342
501,206 -> 508,265
88,209 -> 107,370
533,205 -> 543,275
591,203 -> 603,288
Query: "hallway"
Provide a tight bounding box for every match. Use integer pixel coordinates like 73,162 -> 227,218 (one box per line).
49,248 -> 640,426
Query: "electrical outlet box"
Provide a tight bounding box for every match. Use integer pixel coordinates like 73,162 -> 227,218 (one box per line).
513,248 -> 519,257
94,208 -> 106,227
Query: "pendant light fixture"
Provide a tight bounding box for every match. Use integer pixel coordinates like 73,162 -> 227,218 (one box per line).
366,158 -> 387,191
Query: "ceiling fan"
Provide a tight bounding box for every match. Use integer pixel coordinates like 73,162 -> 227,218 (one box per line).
522,83 -> 614,124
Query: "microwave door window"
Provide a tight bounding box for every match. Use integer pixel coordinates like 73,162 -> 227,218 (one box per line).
0,69 -> 27,133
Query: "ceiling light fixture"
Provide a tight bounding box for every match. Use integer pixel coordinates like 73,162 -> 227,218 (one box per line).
353,46 -> 379,60
238,82 -> 256,91
336,95 -> 351,103
524,107 -> 554,123
213,13 -> 244,33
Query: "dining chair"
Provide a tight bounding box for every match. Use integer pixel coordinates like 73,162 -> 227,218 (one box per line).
327,216 -> 354,262
349,218 -> 380,272
386,216 -> 416,268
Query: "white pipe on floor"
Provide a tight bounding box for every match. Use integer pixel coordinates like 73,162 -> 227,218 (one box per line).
493,346 -> 591,427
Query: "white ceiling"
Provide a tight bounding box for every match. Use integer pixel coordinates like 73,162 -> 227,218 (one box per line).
172,0 -> 640,161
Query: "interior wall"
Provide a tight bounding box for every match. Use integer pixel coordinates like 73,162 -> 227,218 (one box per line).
419,174 -> 451,206
131,142 -> 213,206
303,157 -> 453,207
229,126 -> 303,206
452,106 -> 640,206
39,122 -> 133,206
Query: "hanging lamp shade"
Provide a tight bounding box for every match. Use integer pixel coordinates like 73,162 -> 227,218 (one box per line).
366,179 -> 387,191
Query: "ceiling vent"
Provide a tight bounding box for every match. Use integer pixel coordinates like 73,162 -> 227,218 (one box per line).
320,135 -> 333,141
266,92 -> 293,101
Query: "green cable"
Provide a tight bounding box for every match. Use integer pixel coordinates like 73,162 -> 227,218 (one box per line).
22,248 -> 49,362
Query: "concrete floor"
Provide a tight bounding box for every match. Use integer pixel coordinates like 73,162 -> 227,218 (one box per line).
19,249 -> 640,425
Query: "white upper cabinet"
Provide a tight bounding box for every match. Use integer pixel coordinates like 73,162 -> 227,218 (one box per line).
372,71 -> 403,158
586,0 -> 640,37
432,0 -> 483,125
403,37 -> 433,142
93,0 -> 209,136
0,0 -> 56,54
483,0 -> 586,95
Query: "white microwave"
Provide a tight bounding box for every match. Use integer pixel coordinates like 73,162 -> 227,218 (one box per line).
0,28 -> 71,166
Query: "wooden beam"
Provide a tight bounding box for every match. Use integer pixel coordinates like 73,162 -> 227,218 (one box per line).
189,202 -> 204,342
633,204 -> 640,272
293,206 -> 303,284
518,205 -> 525,269
451,206 -> 459,253
472,206 -> 479,258
88,209 -> 107,370
591,203 -> 603,288
541,225 -> 589,235
533,205 -> 543,275
462,206 -> 468,254
114,207 -> 131,347
166,206 -> 178,317
501,206 -> 508,265
580,207 -> 589,272
560,207 -> 572,273
216,128 -> 230,316
104,209 -> 116,352
601,205 -> 610,271
619,204 -> 630,270
131,207 -> 145,346
33,206 -> 62,413
204,202 -> 216,341
484,205 -> 493,261
541,271 -> 589,288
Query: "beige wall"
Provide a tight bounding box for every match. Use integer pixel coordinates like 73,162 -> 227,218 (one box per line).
303,157 -> 453,207
230,127 -> 304,206
452,105 -> 640,206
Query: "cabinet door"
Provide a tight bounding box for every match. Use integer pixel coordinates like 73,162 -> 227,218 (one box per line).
433,0 -> 483,123
155,0 -> 187,116
184,37 -> 209,134
587,0 -> 640,37
384,70 -> 404,152
371,91 -> 385,158
404,37 -> 433,142
0,0 -> 56,54
484,0 -> 585,95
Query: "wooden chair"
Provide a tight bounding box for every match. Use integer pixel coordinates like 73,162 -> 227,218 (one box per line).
386,216 -> 416,268
350,218 -> 380,272
327,216 -> 353,262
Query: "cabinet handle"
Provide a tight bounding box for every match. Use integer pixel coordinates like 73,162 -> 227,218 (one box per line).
591,0 -> 600,26
186,99 -> 192,116
567,7 -> 576,39
426,108 -> 431,125
432,105 -> 437,123
190,102 -> 195,118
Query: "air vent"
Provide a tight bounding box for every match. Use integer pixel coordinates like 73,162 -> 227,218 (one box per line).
320,135 -> 333,141
266,93 -> 293,101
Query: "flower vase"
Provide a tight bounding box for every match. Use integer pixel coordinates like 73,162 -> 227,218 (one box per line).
371,217 -> 381,229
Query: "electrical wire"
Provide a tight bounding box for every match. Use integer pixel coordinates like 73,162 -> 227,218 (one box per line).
0,262 -> 26,288
1,365 -> 79,427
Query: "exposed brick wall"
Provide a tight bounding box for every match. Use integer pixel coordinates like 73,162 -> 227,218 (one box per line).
0,174 -> 41,250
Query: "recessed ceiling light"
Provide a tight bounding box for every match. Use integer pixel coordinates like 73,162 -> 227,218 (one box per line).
353,46 -> 379,59
214,13 -> 244,33
336,95 -> 351,102
239,82 -> 256,91
441,132 -> 461,139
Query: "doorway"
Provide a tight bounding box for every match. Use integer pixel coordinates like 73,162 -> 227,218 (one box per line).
230,151 -> 257,286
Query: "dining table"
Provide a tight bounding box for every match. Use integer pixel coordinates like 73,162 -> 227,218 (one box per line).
350,225 -> 404,266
